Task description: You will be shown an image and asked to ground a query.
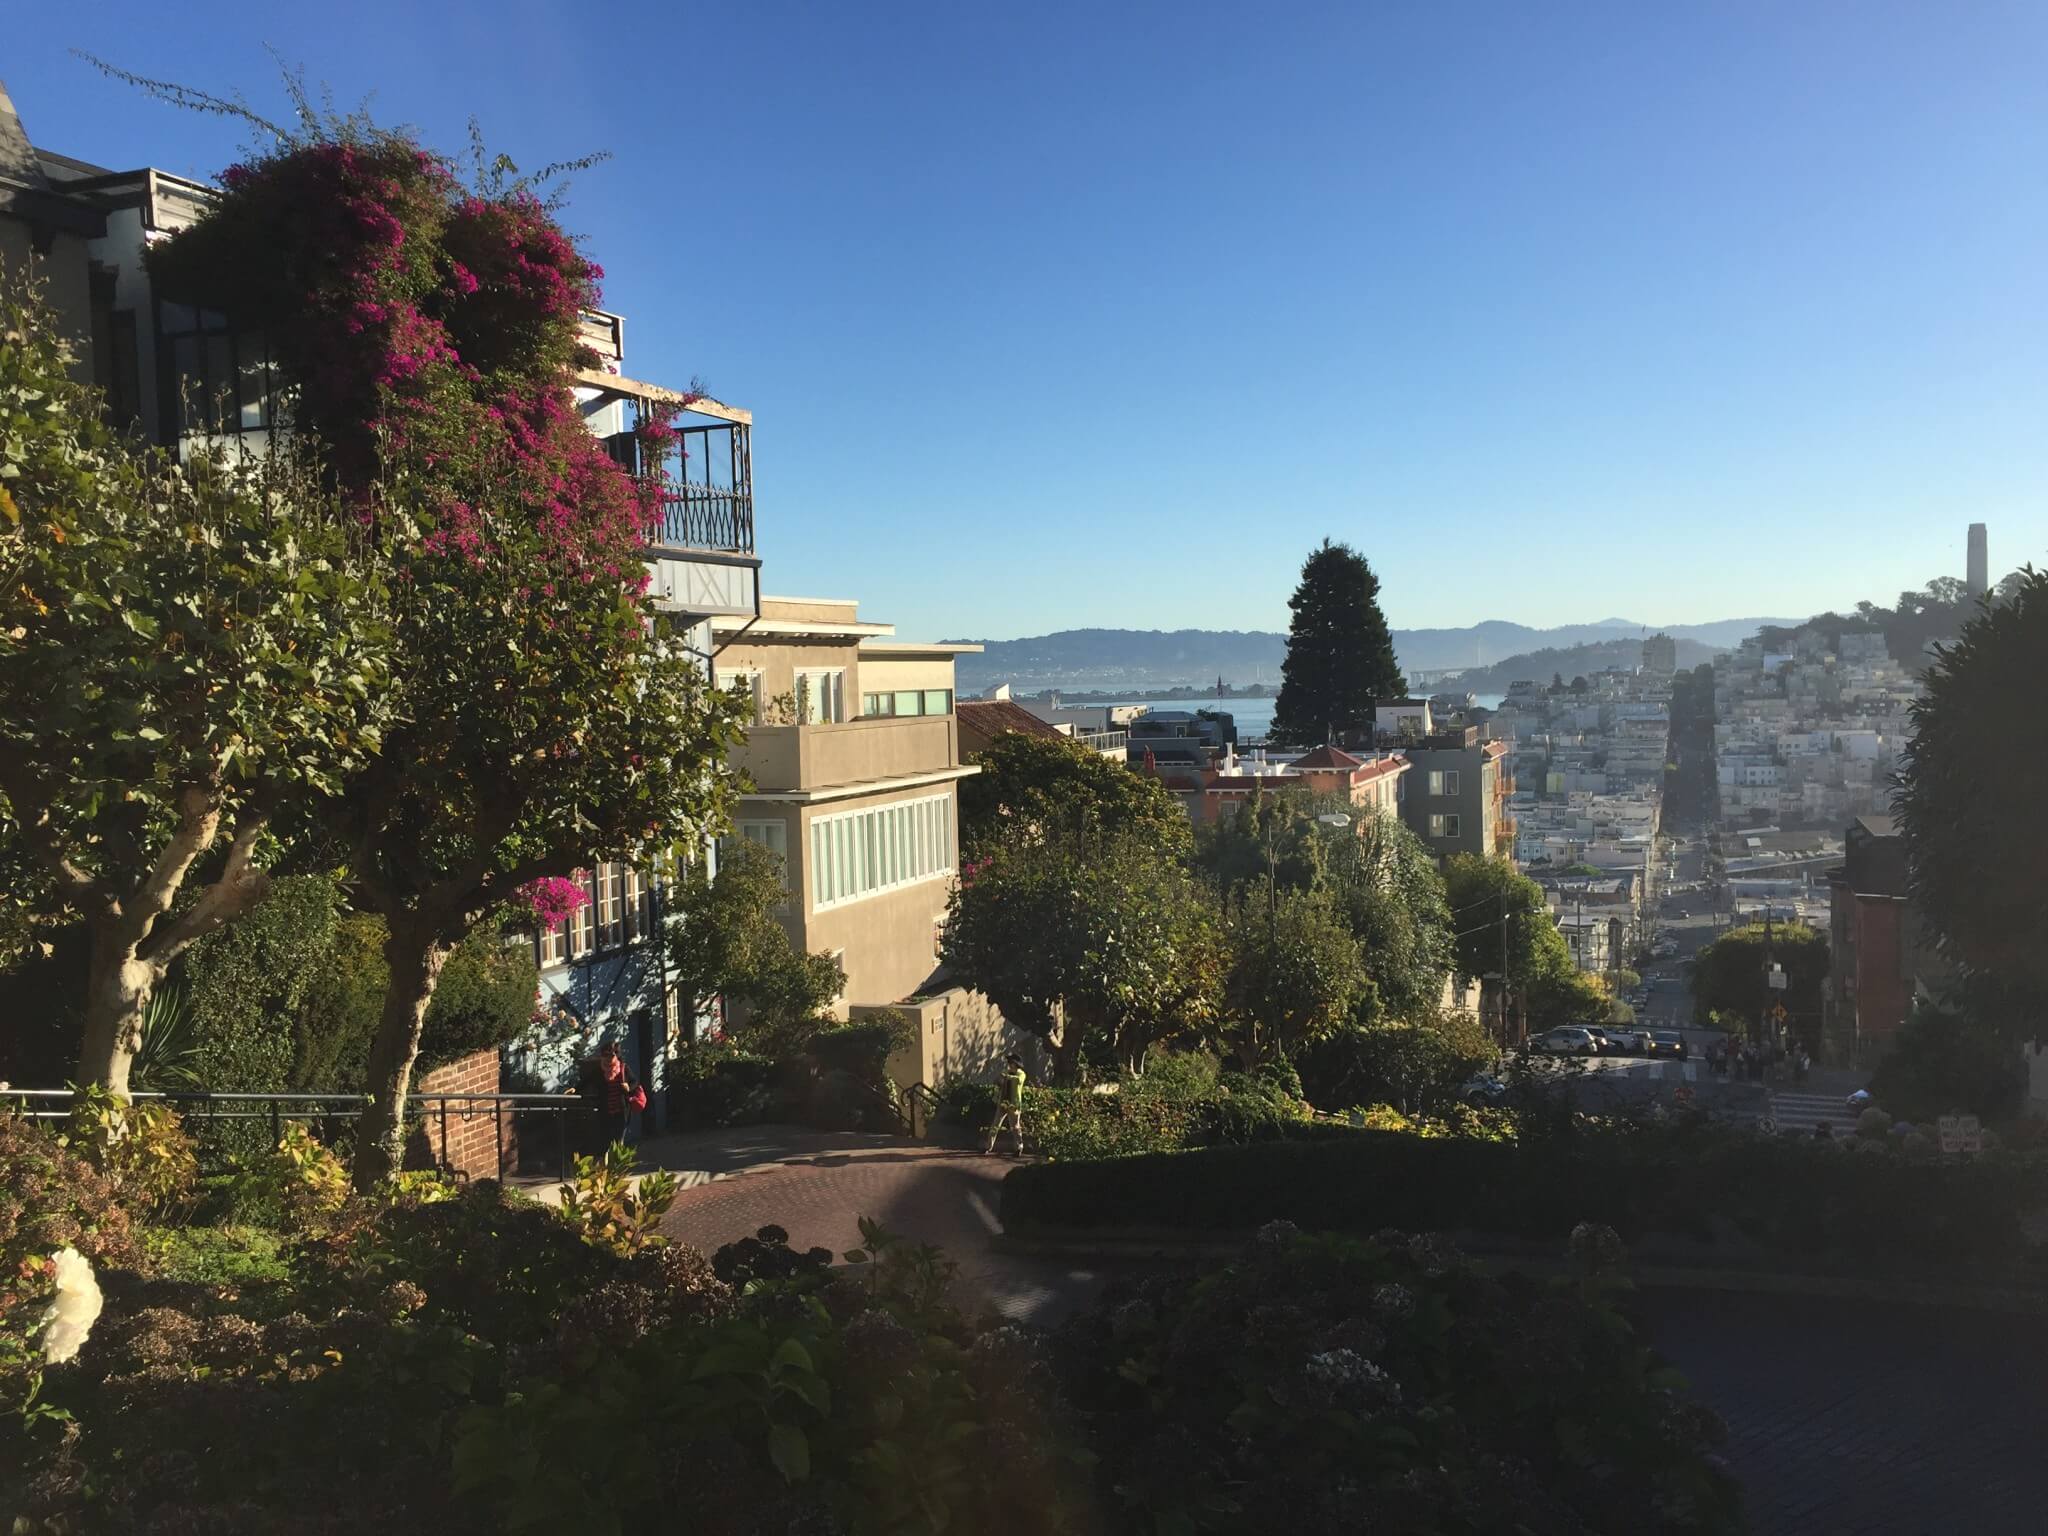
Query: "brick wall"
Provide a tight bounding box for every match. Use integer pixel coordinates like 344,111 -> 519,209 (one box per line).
414,1047 -> 516,1181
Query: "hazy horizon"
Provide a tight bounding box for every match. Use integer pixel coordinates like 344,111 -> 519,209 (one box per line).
12,2 -> 2047,640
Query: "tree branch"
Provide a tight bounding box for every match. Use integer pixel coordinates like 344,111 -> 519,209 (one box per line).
139,804 -> 272,964
0,752 -> 104,914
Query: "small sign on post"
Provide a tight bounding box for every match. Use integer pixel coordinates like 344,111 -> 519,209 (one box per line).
1938,1114 -> 1984,1155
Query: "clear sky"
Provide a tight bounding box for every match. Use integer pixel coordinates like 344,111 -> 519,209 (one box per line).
11,2 -> 2047,641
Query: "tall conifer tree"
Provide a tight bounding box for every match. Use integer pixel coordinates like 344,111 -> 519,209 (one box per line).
1270,540 -> 1402,745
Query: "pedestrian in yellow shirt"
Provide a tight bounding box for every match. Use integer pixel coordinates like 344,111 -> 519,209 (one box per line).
984,1052 -> 1028,1157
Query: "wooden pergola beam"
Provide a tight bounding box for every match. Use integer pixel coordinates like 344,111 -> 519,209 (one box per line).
573,368 -> 752,426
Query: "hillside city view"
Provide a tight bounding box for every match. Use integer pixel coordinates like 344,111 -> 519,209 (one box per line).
3,9 -> 2046,1535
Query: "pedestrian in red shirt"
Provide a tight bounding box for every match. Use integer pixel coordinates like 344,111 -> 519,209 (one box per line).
597,1042 -> 644,1145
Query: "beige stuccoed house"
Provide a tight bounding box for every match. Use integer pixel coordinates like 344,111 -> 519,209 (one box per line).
714,599 -> 1029,1086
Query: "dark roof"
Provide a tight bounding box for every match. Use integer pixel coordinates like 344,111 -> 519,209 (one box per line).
1292,744 -> 1365,770
955,699 -> 1064,755
1852,813 -> 1898,840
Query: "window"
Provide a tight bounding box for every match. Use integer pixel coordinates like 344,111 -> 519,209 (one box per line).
723,669 -> 764,723
798,669 -> 845,724
538,914 -> 567,969
736,819 -> 789,862
809,793 -> 953,910
158,302 -> 289,440
861,688 -> 954,719
570,872 -> 596,958
1428,770 -> 1460,797
1428,813 -> 1463,840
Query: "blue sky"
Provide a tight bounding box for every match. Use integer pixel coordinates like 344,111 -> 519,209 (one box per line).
11,2 -> 2047,641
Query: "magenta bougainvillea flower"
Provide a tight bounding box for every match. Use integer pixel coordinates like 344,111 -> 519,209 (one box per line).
517,875 -> 591,929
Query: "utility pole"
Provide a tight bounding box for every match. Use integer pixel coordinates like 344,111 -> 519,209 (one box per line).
1499,901 -> 1512,1044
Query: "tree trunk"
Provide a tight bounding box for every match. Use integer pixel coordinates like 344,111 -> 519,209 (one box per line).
78,922 -> 159,1096
351,924 -> 451,1191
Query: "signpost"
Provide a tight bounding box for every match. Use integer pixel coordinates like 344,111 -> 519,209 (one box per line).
1938,1114 -> 1984,1155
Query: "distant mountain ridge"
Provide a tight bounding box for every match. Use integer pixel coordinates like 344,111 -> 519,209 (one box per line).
948,617 -> 1796,693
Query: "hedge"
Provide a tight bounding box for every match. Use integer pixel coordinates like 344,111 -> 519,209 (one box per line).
1000,1127 -> 2048,1273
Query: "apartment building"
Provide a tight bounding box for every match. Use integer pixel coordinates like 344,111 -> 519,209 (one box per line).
1822,814 -> 1944,1065
1398,728 -> 1512,864
713,599 -> 983,1014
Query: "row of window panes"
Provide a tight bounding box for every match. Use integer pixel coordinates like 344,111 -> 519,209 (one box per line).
160,304 -> 291,437
809,794 -> 952,910
860,689 -> 953,718
535,863 -> 649,968
1426,770 -> 1460,797
1427,813 -> 1463,840
798,670 -> 846,724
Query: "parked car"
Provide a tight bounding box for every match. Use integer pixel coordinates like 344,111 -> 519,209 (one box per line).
1533,1026 -> 1599,1056
1457,1073 -> 1509,1105
1600,1028 -> 1649,1055
1647,1031 -> 1688,1059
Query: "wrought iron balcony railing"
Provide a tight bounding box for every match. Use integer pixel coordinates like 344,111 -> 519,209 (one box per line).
650,479 -> 755,555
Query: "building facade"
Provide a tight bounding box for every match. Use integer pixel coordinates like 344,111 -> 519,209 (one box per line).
1398,728 -> 1512,864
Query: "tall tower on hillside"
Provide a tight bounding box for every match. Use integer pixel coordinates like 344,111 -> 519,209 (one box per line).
1967,523 -> 1988,598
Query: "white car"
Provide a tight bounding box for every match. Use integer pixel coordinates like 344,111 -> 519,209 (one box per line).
1533,1026 -> 1599,1055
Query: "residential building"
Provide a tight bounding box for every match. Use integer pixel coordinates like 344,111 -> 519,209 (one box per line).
1398,728 -> 1512,864
1823,814 -> 1943,1065
1374,699 -> 1434,742
1289,744 -> 1410,821
955,698 -> 1066,758
712,599 -> 980,1014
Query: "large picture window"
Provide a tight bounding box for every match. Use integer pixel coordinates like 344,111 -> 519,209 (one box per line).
808,794 -> 953,911
158,302 -> 289,440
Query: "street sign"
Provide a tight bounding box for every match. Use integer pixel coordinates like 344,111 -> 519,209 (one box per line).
1768,966 -> 1787,991
1770,1003 -> 1788,1024
1938,1114 -> 1983,1155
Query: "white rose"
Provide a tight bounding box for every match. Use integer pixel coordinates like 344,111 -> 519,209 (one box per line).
39,1245 -> 103,1365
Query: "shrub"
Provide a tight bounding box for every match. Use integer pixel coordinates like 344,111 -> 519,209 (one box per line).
669,1040 -> 784,1128
1054,1222 -> 1739,1535
1869,1001 -> 2029,1123
138,1224 -> 289,1292
232,1124 -> 353,1230
1,1113 -> 135,1428
1001,1123 -> 2044,1273
555,1143 -> 679,1257
807,1013 -> 913,1083
1298,1012 -> 1495,1114
62,1088 -> 199,1219
1025,1069 -> 1312,1162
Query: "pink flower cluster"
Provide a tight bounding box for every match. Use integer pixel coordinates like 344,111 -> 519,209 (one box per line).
517,875 -> 591,929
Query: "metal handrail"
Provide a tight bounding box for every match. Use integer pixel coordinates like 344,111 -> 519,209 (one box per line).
2,1087 -> 585,1182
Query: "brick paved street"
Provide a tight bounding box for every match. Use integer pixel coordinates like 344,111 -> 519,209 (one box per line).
655,1128 -> 2048,1535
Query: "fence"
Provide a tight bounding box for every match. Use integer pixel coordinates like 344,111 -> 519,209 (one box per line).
1,1087 -> 585,1183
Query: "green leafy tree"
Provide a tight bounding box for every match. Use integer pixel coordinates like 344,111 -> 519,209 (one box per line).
1269,539 -> 1402,746
1223,884 -> 1367,1065
1868,981 -> 2030,1121
665,839 -> 845,1059
1688,922 -> 1828,1042
1197,790 -> 1453,1022
958,730 -> 1192,864
1441,854 -> 1606,1030
941,833 -> 1224,1080
0,264 -> 393,1094
141,116 -> 752,1186
1896,569 -> 2048,993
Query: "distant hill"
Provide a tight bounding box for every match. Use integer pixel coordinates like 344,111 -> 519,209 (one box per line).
949,618 -> 1785,694
1449,637 -> 1721,696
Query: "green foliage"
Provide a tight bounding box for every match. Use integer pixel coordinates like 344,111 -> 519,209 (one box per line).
1896,568 -> 2048,993
1001,1124 -> 2045,1274
0,263 -> 395,1088
60,1088 -> 199,1219
1689,921 -> 1828,1037
807,1014 -> 913,1083
1024,1073 -> 1310,1163
668,839 -> 845,1057
942,830 -> 1226,1079
1269,538 -> 1403,746
176,874 -> 340,1101
1224,884 -> 1367,1064
555,1142 -> 679,1256
957,729 -> 1193,863
232,1124 -> 352,1231
670,1041 -> 785,1128
138,1223 -> 289,1291
1054,1223 -> 1740,1534
1869,985 -> 2031,1123
1298,1012 -> 1495,1115
291,909 -> 540,1090
130,982 -> 203,1093
1441,853 -> 1605,1029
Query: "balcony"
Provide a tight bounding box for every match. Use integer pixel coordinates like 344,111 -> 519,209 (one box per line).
1073,729 -> 1129,756
733,715 -> 959,796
